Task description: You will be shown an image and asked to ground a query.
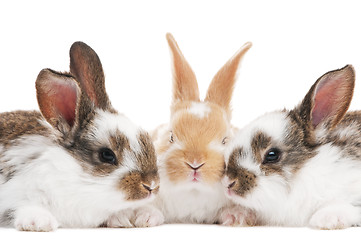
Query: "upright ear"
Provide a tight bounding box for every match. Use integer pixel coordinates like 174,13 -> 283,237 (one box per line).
166,33 -> 200,103
69,41 -> 111,110
205,42 -> 252,115
298,65 -> 355,131
36,69 -> 81,131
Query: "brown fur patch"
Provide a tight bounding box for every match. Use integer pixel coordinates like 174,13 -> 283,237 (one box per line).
251,132 -> 272,164
118,171 -> 158,201
0,111 -> 52,182
323,111 -> 361,160
226,147 -> 257,197
118,133 -> 159,200
136,133 -> 158,176
0,111 -> 48,145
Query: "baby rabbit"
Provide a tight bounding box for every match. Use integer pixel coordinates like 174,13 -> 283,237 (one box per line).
223,65 -> 361,229
131,33 -> 252,227
0,42 -> 159,231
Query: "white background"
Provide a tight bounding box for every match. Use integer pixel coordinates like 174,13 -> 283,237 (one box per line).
1,0 -> 361,239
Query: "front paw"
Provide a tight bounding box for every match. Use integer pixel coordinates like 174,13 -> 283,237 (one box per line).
14,206 -> 58,232
106,209 -> 135,228
309,204 -> 360,230
219,206 -> 256,226
134,207 -> 164,227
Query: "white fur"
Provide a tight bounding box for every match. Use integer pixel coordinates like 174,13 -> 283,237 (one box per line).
208,139 -> 227,154
92,110 -> 142,153
0,135 -> 153,230
187,102 -> 211,119
154,179 -> 229,223
14,206 -> 59,231
224,111 -> 288,166
133,205 -> 165,227
225,112 -> 361,228
106,209 -> 134,228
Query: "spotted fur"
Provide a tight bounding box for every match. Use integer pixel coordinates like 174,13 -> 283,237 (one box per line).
224,65 -> 361,229
0,42 -> 158,231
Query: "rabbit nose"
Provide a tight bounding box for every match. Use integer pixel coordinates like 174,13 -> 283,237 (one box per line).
228,180 -> 236,189
142,181 -> 159,193
186,162 -> 205,170
222,176 -> 236,189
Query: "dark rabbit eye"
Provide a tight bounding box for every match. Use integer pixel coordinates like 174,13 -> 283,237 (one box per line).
222,137 -> 228,145
263,148 -> 281,164
99,148 -> 117,165
169,131 -> 174,143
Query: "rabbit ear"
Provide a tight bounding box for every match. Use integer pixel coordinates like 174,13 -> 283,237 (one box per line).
36,69 -> 80,130
166,33 -> 200,103
69,41 -> 111,110
205,42 -> 252,115
299,65 -> 355,130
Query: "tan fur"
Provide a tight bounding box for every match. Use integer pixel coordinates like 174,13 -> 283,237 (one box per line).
155,34 -> 252,186
205,42 -> 252,116
156,101 -> 228,183
166,33 -> 199,103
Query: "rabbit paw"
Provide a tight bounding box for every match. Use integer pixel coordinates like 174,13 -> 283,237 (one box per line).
309,204 -> 360,230
134,206 -> 164,227
14,206 -> 58,232
219,206 -> 256,226
106,209 -> 135,228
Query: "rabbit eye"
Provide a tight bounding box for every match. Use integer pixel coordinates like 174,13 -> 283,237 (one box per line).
222,137 -> 228,145
169,131 -> 174,143
263,148 -> 281,164
99,148 -> 117,165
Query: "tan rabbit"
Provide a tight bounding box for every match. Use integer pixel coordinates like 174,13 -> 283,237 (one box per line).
127,33 -> 253,227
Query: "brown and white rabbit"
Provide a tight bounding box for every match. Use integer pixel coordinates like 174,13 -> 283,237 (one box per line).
0,42 -> 159,231
130,33 -> 252,226
223,65 -> 361,229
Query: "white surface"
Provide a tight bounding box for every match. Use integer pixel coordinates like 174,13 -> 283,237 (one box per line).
2,224 -> 361,240
1,0 -> 361,238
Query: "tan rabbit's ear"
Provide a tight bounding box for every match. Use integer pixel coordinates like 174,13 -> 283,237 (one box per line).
298,65 -> 355,132
36,69 -> 81,130
69,42 -> 111,110
205,42 -> 252,115
166,33 -> 200,103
